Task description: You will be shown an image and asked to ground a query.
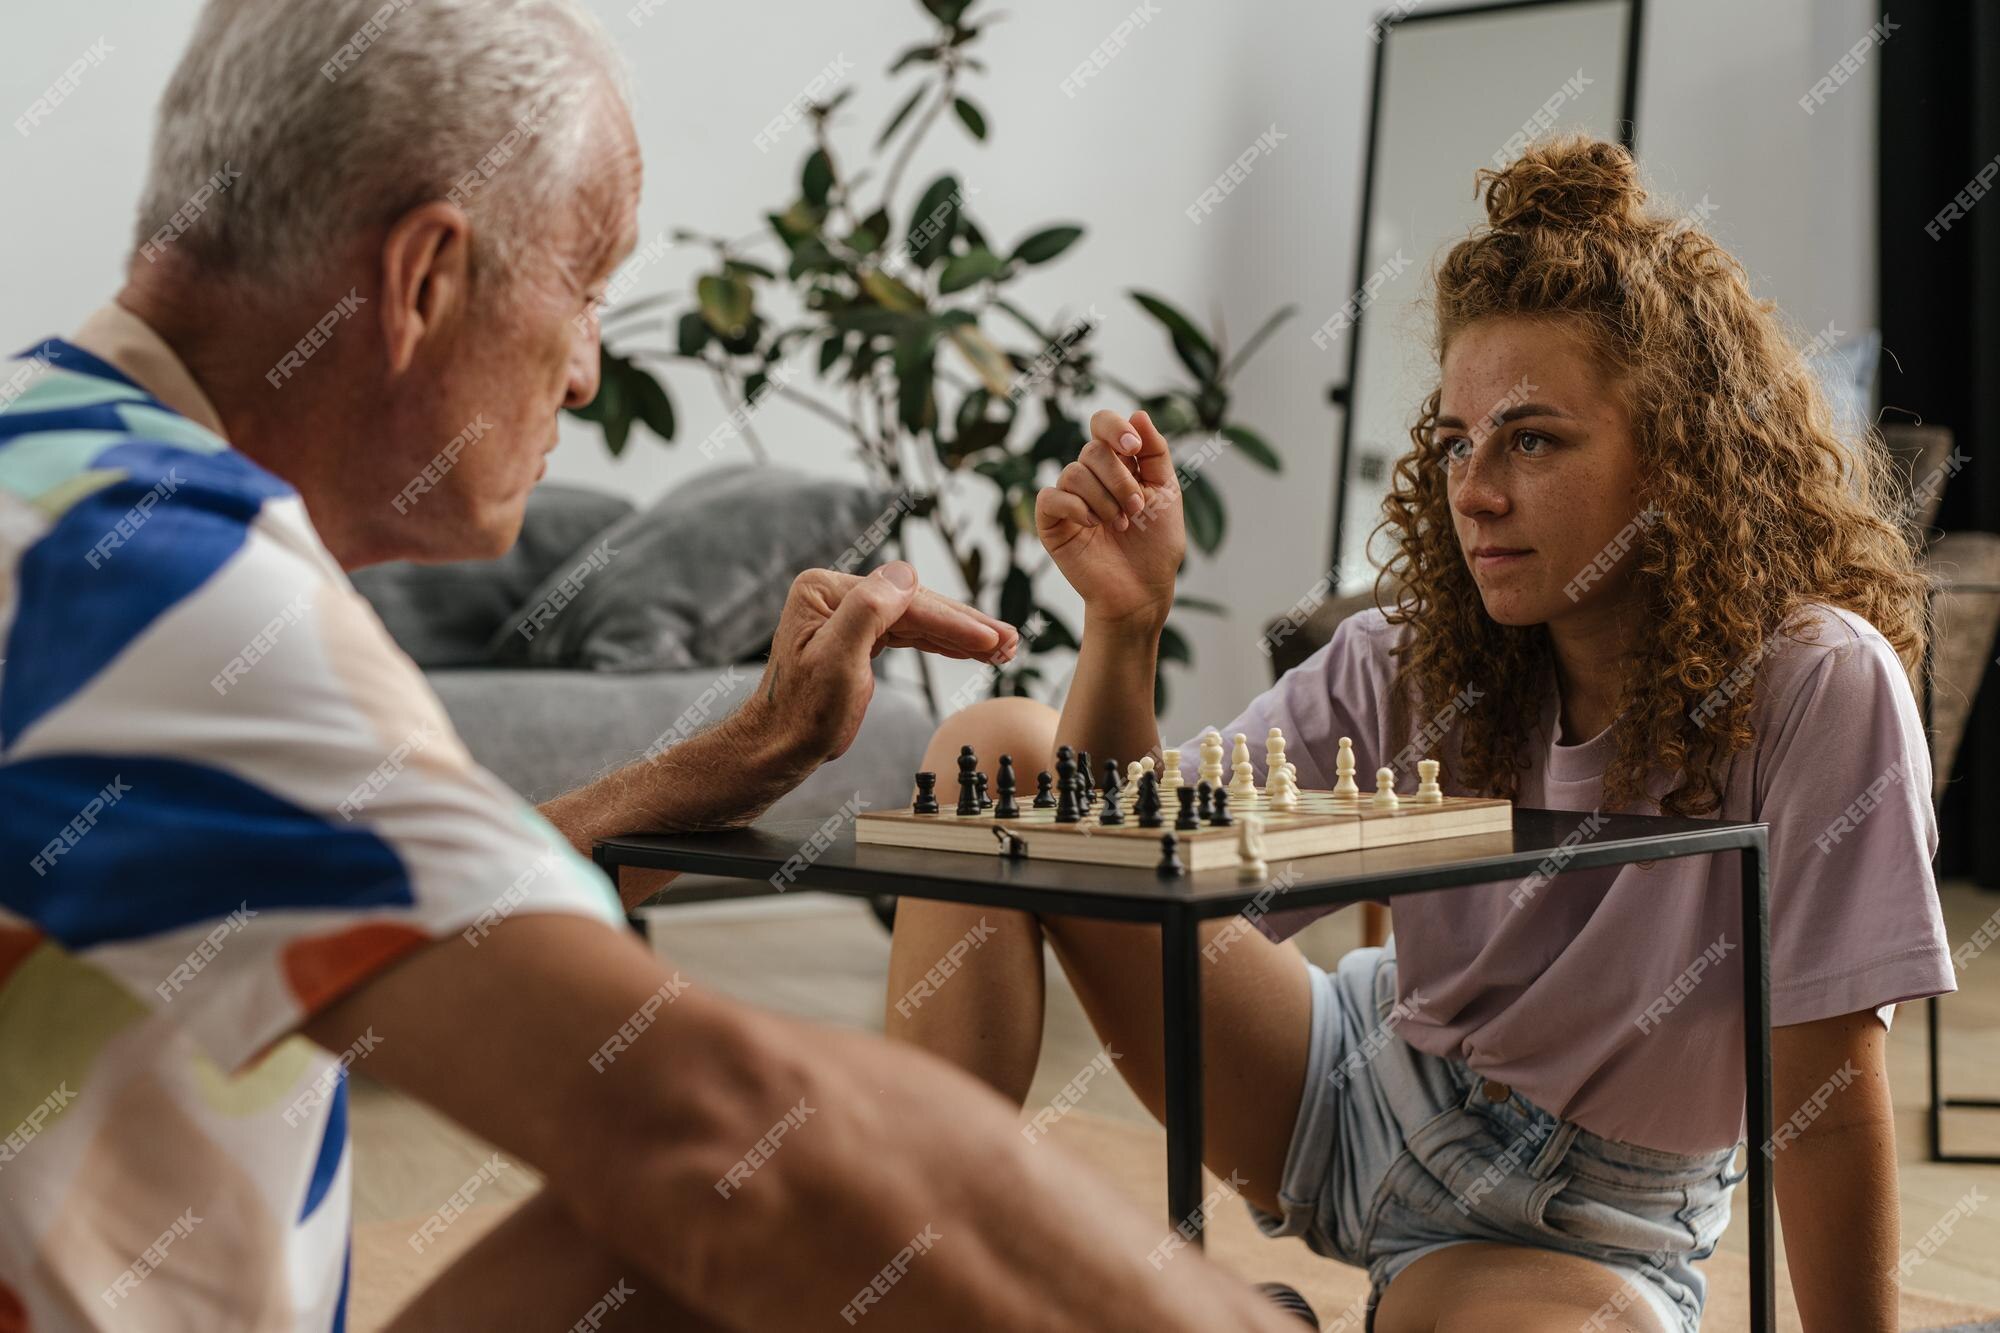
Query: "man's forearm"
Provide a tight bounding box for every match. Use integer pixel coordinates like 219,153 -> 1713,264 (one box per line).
539,693 -> 816,859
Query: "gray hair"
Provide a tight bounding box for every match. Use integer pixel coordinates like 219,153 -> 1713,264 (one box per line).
133,0 -> 631,289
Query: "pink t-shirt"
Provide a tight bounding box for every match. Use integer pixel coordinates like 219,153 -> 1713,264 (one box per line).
1174,602 -> 1957,1153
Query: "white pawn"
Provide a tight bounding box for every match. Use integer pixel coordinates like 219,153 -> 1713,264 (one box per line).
1371,766 -> 1399,809
1126,760 -> 1144,793
1333,737 -> 1361,799
1200,730 -> 1227,790
1160,748 -> 1180,792
1416,758 -> 1443,803
1229,732 -> 1258,804
1267,764 -> 1300,813
1266,728 -> 1288,784
1236,814 -> 1268,883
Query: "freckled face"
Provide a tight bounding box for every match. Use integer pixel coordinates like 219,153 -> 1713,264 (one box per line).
1438,317 -> 1647,627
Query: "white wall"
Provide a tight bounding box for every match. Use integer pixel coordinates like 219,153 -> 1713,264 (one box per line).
1,0 -> 1876,741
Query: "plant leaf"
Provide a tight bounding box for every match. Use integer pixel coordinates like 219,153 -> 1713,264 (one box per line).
1220,424 -> 1281,471
889,42 -> 938,74
860,268 -> 926,312
906,174 -> 963,268
953,96 -> 987,140
802,149 -> 835,208
817,332 -> 845,375
938,247 -> 1006,293
1158,621 -> 1193,666
945,324 -> 1015,396
1173,594 -> 1228,615
1221,303 -> 1298,379
629,365 -> 676,443
1180,468 -> 1225,553
877,85 -> 928,148
676,311 -> 711,358
999,566 -> 1032,628
1011,225 -> 1084,266
697,274 -> 754,337
1129,290 -> 1219,380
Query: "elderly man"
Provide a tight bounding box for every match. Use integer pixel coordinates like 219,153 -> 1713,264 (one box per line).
0,1 -> 1304,1330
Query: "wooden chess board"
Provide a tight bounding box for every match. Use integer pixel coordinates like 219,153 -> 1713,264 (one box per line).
855,786 -> 1513,873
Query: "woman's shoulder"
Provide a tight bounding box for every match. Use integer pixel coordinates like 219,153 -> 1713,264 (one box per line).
1755,602 -> 1914,721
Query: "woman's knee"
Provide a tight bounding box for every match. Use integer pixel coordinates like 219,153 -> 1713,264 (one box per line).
921,696 -> 1059,774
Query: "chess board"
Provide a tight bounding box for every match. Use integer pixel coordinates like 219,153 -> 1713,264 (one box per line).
855,786 -> 1513,873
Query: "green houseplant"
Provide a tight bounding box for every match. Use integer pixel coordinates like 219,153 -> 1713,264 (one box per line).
570,0 -> 1295,713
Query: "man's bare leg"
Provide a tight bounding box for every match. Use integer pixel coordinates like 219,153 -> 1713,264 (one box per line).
384,1190 -> 733,1332
886,697 -> 1317,1217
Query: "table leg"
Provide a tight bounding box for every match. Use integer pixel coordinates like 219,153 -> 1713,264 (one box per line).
1161,904 -> 1205,1247
1741,835 -> 1773,1333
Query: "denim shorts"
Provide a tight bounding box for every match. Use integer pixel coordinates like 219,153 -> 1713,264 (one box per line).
1248,943 -> 1745,1333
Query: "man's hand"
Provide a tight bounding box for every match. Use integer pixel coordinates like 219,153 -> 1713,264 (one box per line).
1036,409 -> 1184,631
739,563 -> 1019,773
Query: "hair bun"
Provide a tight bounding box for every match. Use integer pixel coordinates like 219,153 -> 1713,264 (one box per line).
1476,131 -> 1646,233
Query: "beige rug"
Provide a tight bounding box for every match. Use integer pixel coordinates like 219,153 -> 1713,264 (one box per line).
350,1110 -> 2000,1331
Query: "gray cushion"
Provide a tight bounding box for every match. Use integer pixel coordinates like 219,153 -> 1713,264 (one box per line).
488,465 -> 895,671
350,484 -> 635,668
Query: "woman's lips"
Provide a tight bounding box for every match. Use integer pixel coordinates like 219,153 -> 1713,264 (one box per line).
1472,549 -> 1532,570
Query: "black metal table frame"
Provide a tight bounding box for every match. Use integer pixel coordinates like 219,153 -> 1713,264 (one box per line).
597,811 -> 1775,1332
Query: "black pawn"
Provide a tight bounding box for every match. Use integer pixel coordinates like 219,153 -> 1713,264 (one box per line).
1210,787 -> 1233,827
1157,832 -> 1184,877
1077,751 -> 1094,806
1098,781 -> 1123,825
912,772 -> 939,814
976,771 -> 992,811
1175,786 -> 1199,831
1196,781 -> 1213,824
956,745 -> 980,816
1055,748 -> 1080,824
995,755 -> 1020,819
1136,773 -> 1163,828
1103,759 -> 1122,801
1034,772 -> 1055,808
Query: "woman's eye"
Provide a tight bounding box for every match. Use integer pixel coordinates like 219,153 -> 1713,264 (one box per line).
1439,435 -> 1471,463
1515,430 -> 1551,455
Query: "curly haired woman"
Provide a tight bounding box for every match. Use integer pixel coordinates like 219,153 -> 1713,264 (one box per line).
883,133 -> 1955,1333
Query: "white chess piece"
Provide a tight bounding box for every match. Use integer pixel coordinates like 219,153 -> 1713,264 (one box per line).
1140,755 -> 1156,775
1237,814 -> 1268,883
1268,765 -> 1299,812
1333,737 -> 1360,798
1200,731 -> 1227,790
1126,760 -> 1144,793
1160,748 -> 1180,791
1266,728 -> 1287,785
1416,758 -> 1443,803
1229,732 -> 1258,803
1371,766 -> 1399,809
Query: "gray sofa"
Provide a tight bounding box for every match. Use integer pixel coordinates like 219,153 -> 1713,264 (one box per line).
351,474 -> 937,894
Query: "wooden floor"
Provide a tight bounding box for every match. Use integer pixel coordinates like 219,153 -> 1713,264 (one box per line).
349,877 -> 2000,1317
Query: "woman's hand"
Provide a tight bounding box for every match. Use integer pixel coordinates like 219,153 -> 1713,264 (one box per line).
1035,409 -> 1184,629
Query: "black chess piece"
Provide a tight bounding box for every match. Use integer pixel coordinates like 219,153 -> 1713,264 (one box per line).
1077,751 -> 1094,803
1175,786 -> 1199,830
995,755 -> 1020,819
1196,781 -> 1213,824
1055,747 -> 1080,824
1098,780 -> 1123,825
1136,772 -> 1163,828
912,771 -> 939,815
956,744 -> 980,816
1034,772 -> 1055,808
1157,831 -> 1183,876
976,771 -> 992,810
1102,759 -> 1121,800
1210,787 -> 1233,826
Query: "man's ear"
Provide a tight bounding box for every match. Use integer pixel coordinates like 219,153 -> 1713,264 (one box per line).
379,201 -> 473,375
